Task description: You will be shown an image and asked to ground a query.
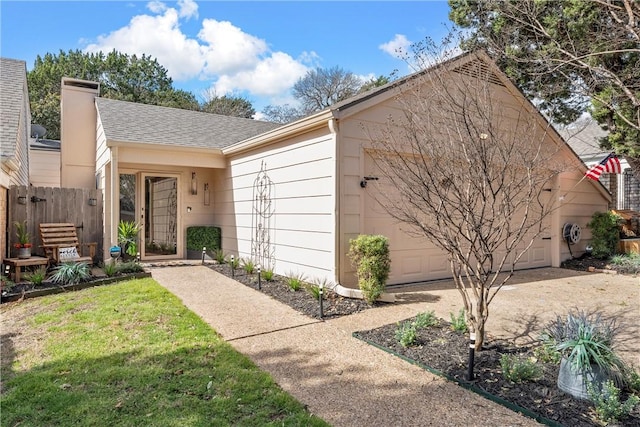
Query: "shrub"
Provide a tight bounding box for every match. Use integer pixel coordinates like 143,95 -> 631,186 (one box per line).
610,252 -> 640,274
186,226 -> 221,255
450,309 -> 469,333
395,321 -> 418,347
50,262 -> 91,285
102,260 -> 118,277
1,275 -> 15,293
545,310 -> 626,378
23,266 -> 48,285
306,284 -> 322,300
348,234 -> 391,304
413,311 -> 438,329
587,379 -> 640,424
241,258 -> 256,274
118,221 -> 141,257
261,268 -> 274,281
500,354 -> 543,383
533,334 -> 562,364
285,272 -> 305,291
587,211 -> 622,259
117,261 -> 144,274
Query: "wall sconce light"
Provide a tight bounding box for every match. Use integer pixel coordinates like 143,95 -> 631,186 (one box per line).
31,196 -> 47,203
88,198 -> 97,206
17,195 -> 27,205
359,176 -> 379,188
191,172 -> 198,195
203,183 -> 210,206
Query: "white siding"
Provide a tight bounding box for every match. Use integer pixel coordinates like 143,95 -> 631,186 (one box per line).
216,129 -> 337,283
29,149 -> 60,187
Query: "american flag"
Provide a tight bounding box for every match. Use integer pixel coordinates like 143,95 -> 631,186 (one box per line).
585,154 -> 622,181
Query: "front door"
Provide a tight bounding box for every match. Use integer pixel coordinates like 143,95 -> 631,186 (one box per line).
141,174 -> 180,260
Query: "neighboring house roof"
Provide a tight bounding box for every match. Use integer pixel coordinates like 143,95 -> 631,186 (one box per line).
0,58 -> 28,159
95,97 -> 281,150
30,138 -> 61,151
556,118 -> 608,160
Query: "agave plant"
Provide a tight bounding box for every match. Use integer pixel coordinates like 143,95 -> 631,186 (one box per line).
118,221 -> 141,257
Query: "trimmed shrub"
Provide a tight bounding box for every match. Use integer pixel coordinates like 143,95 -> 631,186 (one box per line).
186,226 -> 222,257
348,234 -> 391,304
587,211 -> 621,259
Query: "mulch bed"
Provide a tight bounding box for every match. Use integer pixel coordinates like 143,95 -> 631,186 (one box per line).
561,253 -> 639,275
207,263 -> 383,319
354,317 -> 640,427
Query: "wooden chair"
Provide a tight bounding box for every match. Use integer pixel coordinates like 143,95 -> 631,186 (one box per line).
39,223 -> 97,264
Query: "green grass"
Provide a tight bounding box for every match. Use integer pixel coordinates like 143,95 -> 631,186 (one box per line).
0,278 -> 328,427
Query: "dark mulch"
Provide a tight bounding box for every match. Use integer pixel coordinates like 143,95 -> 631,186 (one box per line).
354,317 -> 640,427
561,253 -> 639,275
207,263 -> 383,319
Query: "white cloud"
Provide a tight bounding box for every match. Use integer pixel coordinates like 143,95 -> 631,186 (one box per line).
177,0 -> 198,19
84,1 -> 314,106
379,34 -> 411,59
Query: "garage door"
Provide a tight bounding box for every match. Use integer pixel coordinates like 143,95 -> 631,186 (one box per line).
362,159 -> 551,285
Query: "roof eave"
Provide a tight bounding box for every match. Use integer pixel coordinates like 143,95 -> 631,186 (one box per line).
107,139 -> 224,155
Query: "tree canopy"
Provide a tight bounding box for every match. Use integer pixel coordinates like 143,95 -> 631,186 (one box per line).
449,0 -> 640,175
292,66 -> 363,114
28,50 -> 200,140
201,90 -> 255,119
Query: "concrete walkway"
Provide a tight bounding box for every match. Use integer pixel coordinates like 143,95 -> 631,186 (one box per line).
149,266 -> 639,427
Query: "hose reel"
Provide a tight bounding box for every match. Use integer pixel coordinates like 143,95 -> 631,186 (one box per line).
562,223 -> 581,258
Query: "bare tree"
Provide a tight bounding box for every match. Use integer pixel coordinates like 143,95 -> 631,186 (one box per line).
261,104 -> 306,124
365,51 -> 565,350
200,88 -> 255,118
293,66 -> 363,114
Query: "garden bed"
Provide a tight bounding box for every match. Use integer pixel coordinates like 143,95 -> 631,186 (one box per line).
354,316 -> 640,427
1,271 -> 151,303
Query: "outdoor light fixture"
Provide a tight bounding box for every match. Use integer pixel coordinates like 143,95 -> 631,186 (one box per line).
191,172 -> 198,195
31,196 -> 46,203
203,183 -> 210,206
88,198 -> 97,206
359,176 -> 379,188
17,195 -> 27,205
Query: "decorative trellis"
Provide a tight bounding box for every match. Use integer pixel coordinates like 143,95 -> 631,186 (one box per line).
251,161 -> 275,271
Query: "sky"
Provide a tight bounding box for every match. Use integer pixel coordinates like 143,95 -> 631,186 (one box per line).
1,1 -> 455,117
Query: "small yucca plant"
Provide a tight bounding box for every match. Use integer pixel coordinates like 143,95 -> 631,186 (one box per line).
50,262 -> 91,285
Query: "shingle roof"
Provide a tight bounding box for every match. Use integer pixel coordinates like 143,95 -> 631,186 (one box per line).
0,58 -> 28,158
556,118 -> 608,160
95,97 -> 281,149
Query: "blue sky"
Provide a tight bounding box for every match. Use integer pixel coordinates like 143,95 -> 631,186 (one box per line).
1,1 -> 454,115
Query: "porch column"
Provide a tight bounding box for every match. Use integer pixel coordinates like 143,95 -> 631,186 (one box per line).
110,146 -> 119,249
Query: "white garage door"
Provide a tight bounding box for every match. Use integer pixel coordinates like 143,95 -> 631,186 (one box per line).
362,160 -> 551,285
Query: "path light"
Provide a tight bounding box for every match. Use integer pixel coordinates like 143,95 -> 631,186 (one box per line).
230,255 -> 235,278
202,247 -> 206,265
319,282 -> 324,319
257,265 -> 261,290
467,332 -> 476,381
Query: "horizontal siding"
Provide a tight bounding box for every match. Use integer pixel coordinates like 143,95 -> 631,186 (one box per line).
29,150 -> 60,187
216,131 -> 337,283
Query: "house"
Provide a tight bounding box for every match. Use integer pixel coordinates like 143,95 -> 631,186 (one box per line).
0,58 -> 32,265
57,51 -> 610,292
559,117 -> 639,211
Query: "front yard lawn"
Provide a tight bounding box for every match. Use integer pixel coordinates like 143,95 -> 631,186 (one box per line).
0,278 -> 328,426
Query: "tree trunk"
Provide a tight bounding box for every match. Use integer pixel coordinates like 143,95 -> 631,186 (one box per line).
472,311 -> 486,351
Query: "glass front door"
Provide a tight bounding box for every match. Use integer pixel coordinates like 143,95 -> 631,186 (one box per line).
141,174 -> 179,259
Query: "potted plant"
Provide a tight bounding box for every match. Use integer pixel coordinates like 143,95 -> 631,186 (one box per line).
14,220 -> 32,259
118,220 -> 140,260
545,310 -> 626,400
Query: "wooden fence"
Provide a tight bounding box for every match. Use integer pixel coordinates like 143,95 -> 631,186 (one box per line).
7,186 -> 103,260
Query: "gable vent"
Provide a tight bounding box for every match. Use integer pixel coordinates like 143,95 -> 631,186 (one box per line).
452,59 -> 505,87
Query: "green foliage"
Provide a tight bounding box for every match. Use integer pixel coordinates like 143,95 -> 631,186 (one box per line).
305,284 -> 322,301
587,211 -> 622,259
102,260 -> 118,277
27,50 -> 200,140
185,226 -> 221,254
448,0 -> 640,166
610,252 -> 640,274
500,354 -> 543,383
285,271 -> 306,291
624,367 -> 640,395
545,310 -> 625,377
533,335 -> 562,364
23,267 -> 48,285
14,220 -> 30,244
50,262 -> 91,285
201,93 -> 255,118
348,234 -> 391,304
241,258 -> 255,275
117,261 -> 144,274
214,249 -> 227,264
450,309 -> 469,333
395,321 -> 418,347
229,256 -> 240,270
117,221 -> 141,257
261,268 -> 274,281
587,380 -> 640,424
413,311 -> 438,329
1,275 -> 16,292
